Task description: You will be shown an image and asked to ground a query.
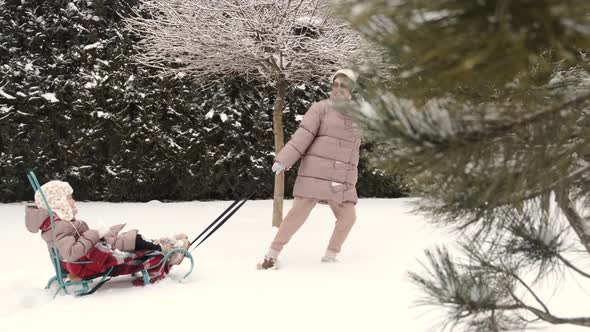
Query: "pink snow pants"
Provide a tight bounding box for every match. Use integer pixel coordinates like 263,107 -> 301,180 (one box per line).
270,197 -> 357,255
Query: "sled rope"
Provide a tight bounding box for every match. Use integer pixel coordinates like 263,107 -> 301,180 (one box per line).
190,192 -> 254,251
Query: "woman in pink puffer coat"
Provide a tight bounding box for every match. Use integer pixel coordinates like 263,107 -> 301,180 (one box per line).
258,69 -> 362,270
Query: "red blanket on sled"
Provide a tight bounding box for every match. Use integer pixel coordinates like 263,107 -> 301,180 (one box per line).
61,243 -> 169,285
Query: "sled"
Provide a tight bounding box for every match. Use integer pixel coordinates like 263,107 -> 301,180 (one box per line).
26,171 -> 194,297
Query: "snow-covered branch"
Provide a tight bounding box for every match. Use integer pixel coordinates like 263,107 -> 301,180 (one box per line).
126,0 -> 372,82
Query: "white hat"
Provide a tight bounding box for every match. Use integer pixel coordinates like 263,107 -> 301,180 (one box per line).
35,180 -> 75,221
331,68 -> 358,84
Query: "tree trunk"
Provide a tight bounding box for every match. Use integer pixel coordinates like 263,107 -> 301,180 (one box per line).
555,188 -> 590,255
272,76 -> 286,227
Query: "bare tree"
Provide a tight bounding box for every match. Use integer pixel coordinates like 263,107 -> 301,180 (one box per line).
125,0 -> 369,226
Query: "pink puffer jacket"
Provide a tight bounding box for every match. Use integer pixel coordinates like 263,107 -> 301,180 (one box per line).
276,99 -> 361,203
25,206 -> 138,261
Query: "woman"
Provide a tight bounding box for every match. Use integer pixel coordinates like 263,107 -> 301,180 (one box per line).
258,68 -> 362,270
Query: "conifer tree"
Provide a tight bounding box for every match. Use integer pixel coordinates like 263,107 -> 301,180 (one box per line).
341,0 -> 590,329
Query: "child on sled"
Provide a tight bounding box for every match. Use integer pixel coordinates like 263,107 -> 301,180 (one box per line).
25,180 -> 190,281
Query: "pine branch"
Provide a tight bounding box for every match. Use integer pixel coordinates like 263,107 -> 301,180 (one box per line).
495,304 -> 590,327
342,0 -> 590,100
483,163 -> 590,211
506,268 -> 551,314
341,1 -> 590,330
557,254 -> 590,279
488,266 -> 590,327
462,91 -> 590,144
555,189 -> 590,255
467,241 -> 552,314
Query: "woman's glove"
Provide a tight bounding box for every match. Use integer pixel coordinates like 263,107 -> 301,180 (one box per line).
272,161 -> 285,174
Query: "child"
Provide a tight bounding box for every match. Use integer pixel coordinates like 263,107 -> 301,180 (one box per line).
25,180 -> 190,279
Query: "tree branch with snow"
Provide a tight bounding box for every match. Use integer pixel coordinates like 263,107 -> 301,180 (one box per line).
125,0 -> 370,83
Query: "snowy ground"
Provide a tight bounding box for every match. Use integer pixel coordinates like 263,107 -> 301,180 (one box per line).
0,199 -> 588,332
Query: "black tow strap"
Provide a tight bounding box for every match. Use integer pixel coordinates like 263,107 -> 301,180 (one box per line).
190,192 -> 254,251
